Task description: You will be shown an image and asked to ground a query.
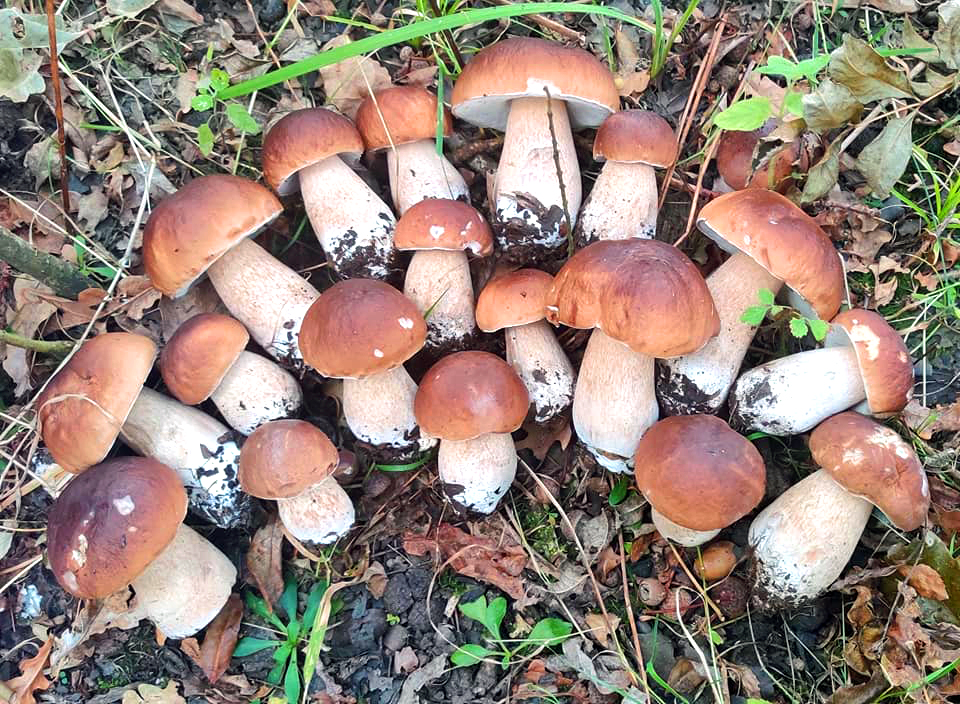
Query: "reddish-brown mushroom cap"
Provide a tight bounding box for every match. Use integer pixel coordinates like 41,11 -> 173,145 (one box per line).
415,351 -> 529,441
299,279 -> 426,379
239,420 -> 339,500
261,108 -> 364,195
38,333 -> 157,473
160,314 -> 249,405
394,199 -> 493,255
593,111 -> 677,167
47,457 -> 187,599
697,189 -> 844,320
143,175 -> 282,297
635,415 -> 766,532
810,412 -> 929,531
545,239 -> 719,358
715,129 -> 799,192
476,269 -> 553,332
356,85 -> 453,151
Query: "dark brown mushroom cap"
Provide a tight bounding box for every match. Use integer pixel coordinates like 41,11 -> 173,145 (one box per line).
239,420 -> 339,499
415,351 -> 529,441
634,415 -> 766,532
47,457 -> 187,599
298,279 -> 426,379
476,269 -> 553,332
810,412 -> 929,531
38,333 -> 156,474
593,111 -> 677,167
355,85 -> 453,151
160,314 -> 249,405
545,239 -> 719,357
394,199 -> 493,255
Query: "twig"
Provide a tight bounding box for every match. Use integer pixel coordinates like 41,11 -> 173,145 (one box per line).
491,0 -> 584,42
0,227 -> 97,297
543,87 -> 574,257
619,529 -> 650,693
0,331 -> 74,357
45,0 -> 70,230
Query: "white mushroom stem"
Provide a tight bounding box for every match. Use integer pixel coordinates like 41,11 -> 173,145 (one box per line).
749,469 -> 873,608
438,433 -> 517,514
207,238 -> 318,366
210,351 -> 303,435
577,161 -> 658,242
505,319 -> 575,423
386,140 -> 469,214
729,346 -> 865,436
342,366 -> 437,455
277,476 -> 355,545
573,329 -> 659,473
659,253 -> 784,415
650,507 -> 720,548
130,524 -> 236,639
298,154 -> 397,279
404,250 -> 476,350
121,387 -> 249,529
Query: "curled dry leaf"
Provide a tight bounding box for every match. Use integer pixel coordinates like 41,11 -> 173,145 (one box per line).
121,681 -> 186,704
583,611 -> 620,648
2,637 -> 53,704
828,35 -> 913,104
179,594 -> 243,683
899,564 -> 949,601
855,113 -> 916,198
934,0 -> 960,70
2,278 -> 57,395
514,416 -> 571,461
318,35 -> 391,119
245,514 -> 284,609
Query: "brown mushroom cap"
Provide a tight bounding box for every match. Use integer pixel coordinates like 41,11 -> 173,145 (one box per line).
239,420 -> 339,499
476,269 -> 552,332
355,85 -> 453,151
635,415 -> 766,532
415,351 -> 529,441
47,457 -> 187,599
810,412 -> 929,531
697,189 -> 844,320
38,333 -> 157,473
143,175 -> 282,297
299,279 -> 426,379
262,108 -> 364,195
394,199 -> 493,255
825,309 -> 913,414
160,314 -> 249,405
545,239 -> 719,357
451,37 -> 619,131
593,110 -> 677,167
715,129 -> 799,193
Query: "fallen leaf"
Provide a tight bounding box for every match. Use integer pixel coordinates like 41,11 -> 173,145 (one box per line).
245,515 -> 284,609
616,70 -> 650,97
515,416 -> 571,461
934,0 -> 960,70
117,276 -> 162,321
583,612 -> 620,647
865,0 -> 918,11
801,142 -> 841,203
365,560 -> 388,599
318,34 -> 391,119
802,79 -> 863,133
121,681 -> 186,704
2,637 -> 53,704
24,137 -> 58,188
179,594 -> 242,683
828,35 -> 913,103
846,227 -> 892,262
899,564 -> 949,601
2,278 -> 57,395
0,8 -> 84,49
825,669 -> 889,704
175,69 -> 198,113
107,0 -> 161,16
902,17 -> 938,56
0,48 -> 44,102
855,113 -> 916,197
76,187 -> 109,232
51,587 -> 146,672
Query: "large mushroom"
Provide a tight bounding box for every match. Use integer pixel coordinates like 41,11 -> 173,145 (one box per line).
261,108 -> 398,280
476,269 -> 575,423
415,351 -> 528,514
634,415 -> 765,546
143,174 -> 318,366
545,239 -> 719,473
356,85 -> 468,214
729,309 -> 913,435
657,189 -> 844,415
47,457 -> 236,638
749,412 -> 929,609
451,38 -> 619,261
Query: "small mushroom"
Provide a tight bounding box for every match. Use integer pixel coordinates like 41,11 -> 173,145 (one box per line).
715,125 -> 802,193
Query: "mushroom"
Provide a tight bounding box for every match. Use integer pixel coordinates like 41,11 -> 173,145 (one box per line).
545,239 -> 719,473
634,415 -> 765,546
47,457 -> 236,638
160,313 -> 302,434
143,174 -> 318,366
394,199 -> 493,352
355,85 -> 468,214
576,110 -> 677,244
749,411 -> 929,609
239,420 -> 354,545
729,308 -> 913,435
414,351 -> 528,514
657,189 -> 844,416
715,125 -> 803,193
261,108 -> 398,279
299,279 -> 436,460
476,269 -> 575,423
451,37 -> 619,262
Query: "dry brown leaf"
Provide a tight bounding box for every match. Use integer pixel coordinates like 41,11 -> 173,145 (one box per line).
76,187 -> 109,233
157,0 -> 203,24
33,277 -> 158,328
175,69 -> 198,114
121,681 -> 186,704
515,416 -> 571,461
616,70 -> 651,97
180,594 -> 242,683
318,35 -> 391,119
899,564 -> 949,601
902,399 -> 960,439
300,0 -> 336,15
3,278 -> 57,395
245,515 -> 284,609
117,276 -> 162,321
2,637 -> 53,704
583,612 -> 619,647
365,561 -> 388,599
92,141 -> 125,173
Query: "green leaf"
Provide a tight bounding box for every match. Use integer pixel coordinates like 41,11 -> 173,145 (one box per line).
197,123 -> 214,156
279,577 -> 298,623
450,644 -> 497,667
794,54 -> 831,82
802,142 -> 841,203
210,68 -> 231,93
784,90 -> 805,118
808,318 -> 830,341
225,103 -> 261,135
827,35 -> 913,103
756,56 -> 803,81
246,590 -> 286,631
302,580 -> 329,632
713,97 -> 772,131
284,658 -> 301,704
709,628 -> 724,645
233,637 -> 280,657
485,597 -> 507,642
525,618 -> 573,648
789,317 -> 809,338
855,113 -> 916,198
267,658 -> 286,685
273,642 -> 293,663
375,450 -> 433,472
286,619 -> 301,644
609,477 -> 629,506
769,305 -> 784,316
740,306 -> 768,326
191,93 -> 214,112
756,288 -> 776,305
459,596 -> 488,627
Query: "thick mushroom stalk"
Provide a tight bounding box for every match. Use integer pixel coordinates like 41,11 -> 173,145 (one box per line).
278,476 -> 355,546
651,507 -> 720,548
578,162 -> 657,242
210,351 -> 302,435
506,319 -> 575,424
387,140 -> 468,214
404,250 -> 476,351
438,433 -> 517,514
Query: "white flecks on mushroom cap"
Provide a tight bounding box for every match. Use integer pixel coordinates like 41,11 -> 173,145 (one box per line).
373,348 -> 385,358
71,534 -> 88,568
847,322 -> 882,361
61,570 -> 79,592
397,317 -> 415,329
841,448 -> 865,465
113,494 -> 136,515
867,427 -> 912,459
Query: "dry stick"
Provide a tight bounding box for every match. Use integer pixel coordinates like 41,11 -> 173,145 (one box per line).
0,331 -> 74,357
674,131 -> 722,246
45,0 -> 70,229
0,227 -> 96,297
543,87 -> 574,258
618,530 -> 651,694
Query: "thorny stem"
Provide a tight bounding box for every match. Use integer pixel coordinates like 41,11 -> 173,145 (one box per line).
543,87 -> 574,258
0,330 -> 74,357
45,0 -> 71,230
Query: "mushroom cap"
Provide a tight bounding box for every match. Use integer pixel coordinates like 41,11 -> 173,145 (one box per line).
593,110 -> 677,167
451,37 -> 619,131
38,333 -> 156,473
239,420 -> 339,499
697,190 -> 844,320
160,313 -> 249,405
715,129 -> 797,192
299,279 -> 426,379
825,309 -> 913,414
635,415 -> 766,532
545,239 -> 719,357
47,457 -> 187,599
810,411 -> 929,531
394,199 -> 493,255
261,108 -> 364,195
476,269 -> 553,332
143,175 -> 282,297
415,351 -> 529,441
355,85 -> 453,151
